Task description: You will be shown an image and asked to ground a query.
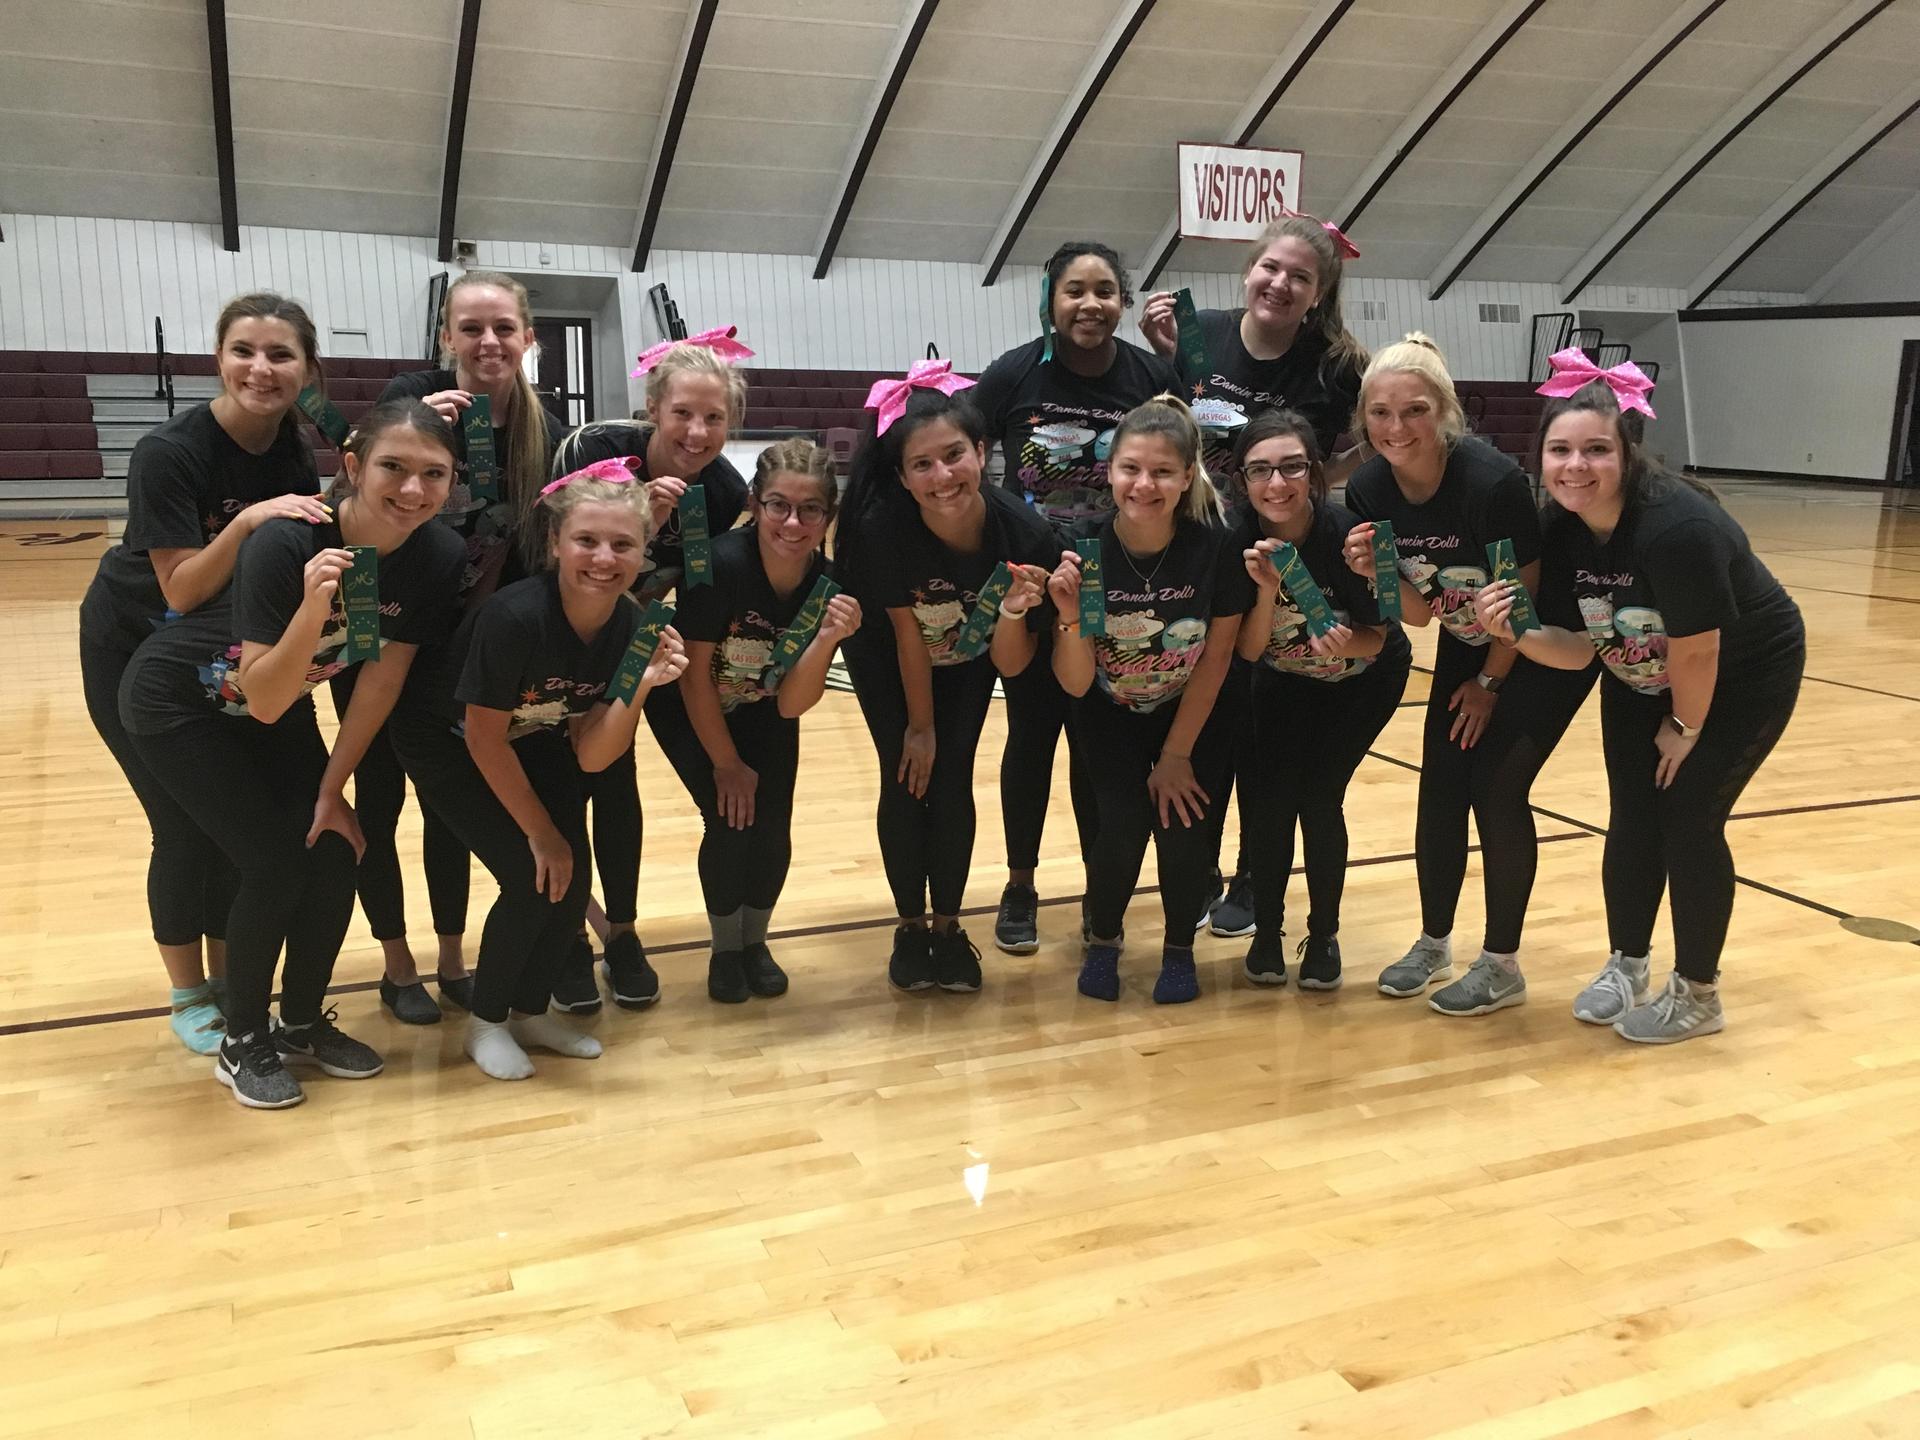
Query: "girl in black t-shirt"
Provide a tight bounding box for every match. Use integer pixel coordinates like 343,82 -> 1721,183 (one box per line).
119,401 -> 467,1109
837,381 -> 1060,994
1341,334 -> 1596,1019
542,337 -> 754,1013
390,470 -> 688,1082
970,241 -> 1177,960
647,439 -> 862,1003
1000,395 -> 1247,1005
1230,411 -> 1410,992
1475,376 -> 1804,1045
77,291 -> 327,1055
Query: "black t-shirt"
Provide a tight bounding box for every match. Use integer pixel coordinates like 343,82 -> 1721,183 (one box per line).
379,369 -> 565,596
120,516 -> 465,734
1178,312 -> 1362,487
1228,499 -> 1411,683
859,485 -> 1060,666
677,525 -> 831,712
970,337 -> 1179,523
404,571 -> 640,739
1343,437 -> 1540,648
79,403 -> 319,653
555,420 -> 750,605
1062,514 -> 1251,713
1539,481 -> 1802,696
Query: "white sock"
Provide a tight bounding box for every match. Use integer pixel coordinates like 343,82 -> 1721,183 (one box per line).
1481,948 -> 1520,973
509,1011 -> 603,1059
1620,951 -> 1650,972
1421,932 -> 1451,956
465,1016 -> 534,1081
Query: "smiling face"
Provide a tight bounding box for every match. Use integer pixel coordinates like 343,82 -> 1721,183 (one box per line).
897,417 -> 986,519
1241,433 -> 1314,531
647,371 -> 731,477
1242,235 -> 1323,338
753,468 -> 834,565
1540,409 -> 1626,525
216,316 -> 312,421
1363,371 -> 1444,471
1051,253 -> 1124,352
442,283 -> 530,392
344,425 -> 455,539
1108,431 -> 1193,526
550,498 -> 648,599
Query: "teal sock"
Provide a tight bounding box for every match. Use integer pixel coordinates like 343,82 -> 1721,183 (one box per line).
169,984 -> 225,1055
710,910 -> 745,952
742,906 -> 774,947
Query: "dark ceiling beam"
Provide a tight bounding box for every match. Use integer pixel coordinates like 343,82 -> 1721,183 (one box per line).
1139,0 -> 1354,290
205,0 -> 239,252
631,0 -> 720,272
812,0 -> 942,280
980,0 -> 1158,287
1686,84 -> 1920,308
437,0 -> 483,265
1559,0 -> 1896,304
1427,0 -> 1729,301
1333,0 -> 1549,234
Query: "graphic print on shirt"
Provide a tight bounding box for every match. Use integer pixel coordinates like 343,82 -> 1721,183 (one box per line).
1016,408 -> 1117,523
908,578 -> 976,665
714,610 -> 778,710
198,594 -> 400,716
1392,532 -> 1488,644
1094,581 -> 1208,712
1576,582 -> 1670,694
503,672 -> 610,738
1261,596 -> 1372,681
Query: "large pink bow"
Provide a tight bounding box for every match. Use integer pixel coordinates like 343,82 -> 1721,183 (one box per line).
864,358 -> 977,435
630,325 -> 756,378
1537,347 -> 1657,418
1308,214 -> 1361,261
539,457 -> 639,497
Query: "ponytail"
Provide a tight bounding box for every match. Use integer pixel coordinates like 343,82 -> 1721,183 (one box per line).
1110,392 -> 1226,524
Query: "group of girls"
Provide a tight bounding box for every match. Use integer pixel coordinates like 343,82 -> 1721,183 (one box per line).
81,223 -> 1803,1108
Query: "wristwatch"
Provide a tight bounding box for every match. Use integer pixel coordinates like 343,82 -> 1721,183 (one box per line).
1666,714 -> 1701,739
1475,673 -> 1504,694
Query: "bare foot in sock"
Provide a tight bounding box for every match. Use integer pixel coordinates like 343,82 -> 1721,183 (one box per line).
465,1016 -> 535,1080
509,1012 -> 603,1059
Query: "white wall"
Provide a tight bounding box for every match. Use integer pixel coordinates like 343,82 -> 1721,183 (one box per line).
1680,312 -> 1920,480
1817,201 -> 1920,304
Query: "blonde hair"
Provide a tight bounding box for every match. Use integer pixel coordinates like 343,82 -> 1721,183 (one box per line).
538,476 -> 652,569
1355,331 -> 1467,452
440,270 -> 552,567
1110,393 -> 1226,524
643,343 -> 748,430
1243,215 -> 1368,384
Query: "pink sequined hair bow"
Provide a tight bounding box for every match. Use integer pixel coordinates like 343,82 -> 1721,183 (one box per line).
630,325 -> 756,378
1536,347 -> 1657,418
864,359 -> 977,435
539,457 -> 639,497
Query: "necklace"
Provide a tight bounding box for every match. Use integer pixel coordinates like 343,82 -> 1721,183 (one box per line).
1117,534 -> 1171,591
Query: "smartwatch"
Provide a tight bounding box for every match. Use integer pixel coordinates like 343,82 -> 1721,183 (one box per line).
1666,714 -> 1701,739
1475,673 -> 1504,694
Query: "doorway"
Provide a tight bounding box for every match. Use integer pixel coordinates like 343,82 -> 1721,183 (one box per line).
536,318 -> 595,429
1889,340 -> 1919,488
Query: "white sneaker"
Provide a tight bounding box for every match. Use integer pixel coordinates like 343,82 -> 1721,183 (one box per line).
1573,951 -> 1650,1025
1615,972 -> 1724,1045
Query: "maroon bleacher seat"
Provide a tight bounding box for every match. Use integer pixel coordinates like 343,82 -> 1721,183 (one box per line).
0,453 -> 51,479
43,424 -> 99,450
47,451 -> 105,480
171,355 -> 217,376
0,425 -> 45,450
88,354 -> 145,375
803,387 -> 838,409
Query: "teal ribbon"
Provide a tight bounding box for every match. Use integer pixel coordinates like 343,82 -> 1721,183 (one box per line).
763,574 -> 840,682
681,484 -> 712,587
950,562 -> 1013,663
340,546 -> 383,662
1074,537 -> 1106,637
1038,272 -> 1055,363
463,394 -> 499,503
1172,289 -> 1209,378
1369,519 -> 1401,622
1485,539 -> 1541,634
607,600 -> 676,704
1271,543 -> 1338,637
297,386 -> 350,447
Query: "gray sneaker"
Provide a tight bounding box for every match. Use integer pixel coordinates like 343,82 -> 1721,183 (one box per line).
1430,954 -> 1527,1016
1572,951 -> 1650,1025
216,1030 -> 305,1110
274,1008 -> 384,1079
1378,936 -> 1452,997
1615,973 -> 1724,1045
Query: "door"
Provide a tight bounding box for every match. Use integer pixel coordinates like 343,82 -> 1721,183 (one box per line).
534,318 -> 595,429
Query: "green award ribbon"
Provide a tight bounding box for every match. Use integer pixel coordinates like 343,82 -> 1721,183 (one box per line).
1074,537 -> 1107,638
1271,542 -> 1339,637
297,386 -> 350,448
607,600 -> 675,705
340,546 -> 383,662
681,484 -> 712,587
1369,519 -> 1402,622
950,562 -> 1013,663
764,574 -> 841,681
1485,538 -> 1540,635
1171,289 -> 1209,378
462,394 -> 499,502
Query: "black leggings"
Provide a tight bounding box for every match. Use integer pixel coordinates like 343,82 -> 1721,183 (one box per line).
1418,631 -> 1596,952
81,637 -> 236,948
328,670 -> 469,941
568,700 -> 662,927
1600,650 -> 1803,982
649,685 -> 800,915
393,718 -> 592,1023
1077,691 -> 1234,942
1000,641 -> 1099,872
1248,656 -> 1409,940
844,632 -> 998,918
128,704 -> 357,1037
1201,657 -> 1254,880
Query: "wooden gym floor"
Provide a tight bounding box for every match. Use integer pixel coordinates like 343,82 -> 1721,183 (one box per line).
2,480 -> 1918,1438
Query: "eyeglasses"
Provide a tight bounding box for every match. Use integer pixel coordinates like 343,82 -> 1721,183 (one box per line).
1242,458 -> 1313,484
760,497 -> 830,525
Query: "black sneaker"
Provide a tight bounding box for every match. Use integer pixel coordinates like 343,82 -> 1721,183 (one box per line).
1243,932 -> 1289,987
708,949 -> 750,1004
216,1030 -> 305,1109
274,1008 -> 383,1079
888,924 -> 934,992
379,977 -> 442,1026
993,882 -> 1040,955
603,932 -> 660,1009
436,972 -> 475,1012
1079,900 -> 1124,955
743,942 -> 788,998
551,936 -> 603,1014
933,924 -> 983,992
1297,934 -> 1343,990
1208,872 -> 1256,938
1196,868 -> 1224,937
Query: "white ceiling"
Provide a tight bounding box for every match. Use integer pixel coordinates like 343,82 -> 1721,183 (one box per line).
2,0 -> 1915,301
